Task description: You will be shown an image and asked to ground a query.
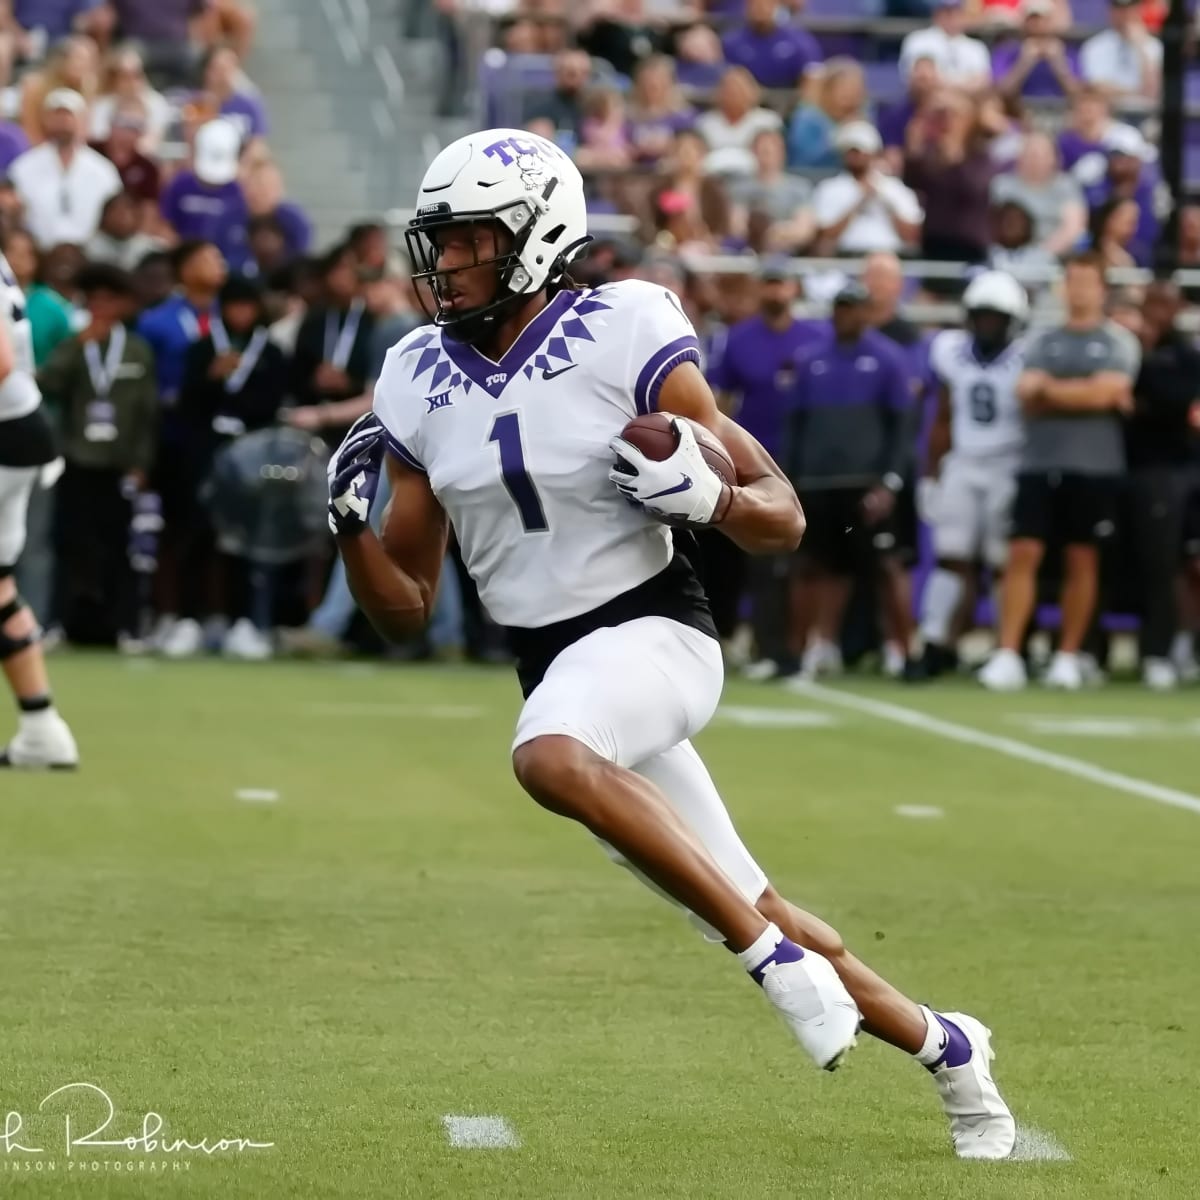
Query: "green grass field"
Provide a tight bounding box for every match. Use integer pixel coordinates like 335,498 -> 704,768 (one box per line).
4,654 -> 1199,1199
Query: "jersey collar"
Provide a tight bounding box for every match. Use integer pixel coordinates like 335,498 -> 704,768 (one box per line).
441,290 -> 578,399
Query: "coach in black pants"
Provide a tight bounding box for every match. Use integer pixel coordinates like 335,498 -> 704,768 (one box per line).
1125,282 -> 1200,687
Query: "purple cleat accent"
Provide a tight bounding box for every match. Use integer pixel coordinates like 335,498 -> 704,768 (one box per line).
749,936 -> 805,986
929,1013 -> 974,1070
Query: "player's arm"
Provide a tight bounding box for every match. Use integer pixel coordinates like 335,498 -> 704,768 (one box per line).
658,360 -> 806,553
1018,369 -> 1131,414
332,431 -> 449,641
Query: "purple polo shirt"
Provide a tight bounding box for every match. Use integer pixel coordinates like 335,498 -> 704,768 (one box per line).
160,170 -> 250,270
218,91 -> 269,140
15,0 -> 103,36
722,23 -> 823,90
877,99 -> 916,150
0,122 -> 29,174
991,41 -> 1080,98
1058,129 -> 1105,171
707,314 -> 823,457
675,60 -> 725,91
113,0 -> 209,43
628,109 -> 695,161
1084,174 -> 1160,266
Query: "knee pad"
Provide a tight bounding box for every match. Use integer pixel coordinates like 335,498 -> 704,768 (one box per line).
0,595 -> 38,660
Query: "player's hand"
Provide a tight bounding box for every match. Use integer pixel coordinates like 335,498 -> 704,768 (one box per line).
916,476 -> 941,525
608,416 -> 727,526
327,411 -> 385,536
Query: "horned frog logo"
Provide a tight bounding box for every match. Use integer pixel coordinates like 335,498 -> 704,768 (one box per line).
515,151 -> 551,193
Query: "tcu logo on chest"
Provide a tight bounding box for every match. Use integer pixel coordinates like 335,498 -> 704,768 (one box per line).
486,372 -> 508,387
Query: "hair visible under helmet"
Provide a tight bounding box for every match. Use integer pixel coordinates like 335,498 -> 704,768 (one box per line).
406,129 -> 591,345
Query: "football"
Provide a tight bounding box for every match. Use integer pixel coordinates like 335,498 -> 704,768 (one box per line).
617,412 -> 737,486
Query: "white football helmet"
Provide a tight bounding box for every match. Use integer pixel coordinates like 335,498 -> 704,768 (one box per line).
962,270 -> 1029,322
406,128 -> 591,339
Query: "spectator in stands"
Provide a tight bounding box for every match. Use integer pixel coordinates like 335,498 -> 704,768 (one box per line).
525,48 -> 591,141
131,247 -> 176,310
42,263 -> 157,647
812,122 -> 923,256
11,88 -> 122,250
10,0 -> 114,57
19,34 -> 99,141
993,0 -> 1081,100
627,55 -> 694,165
2,229 -> 74,367
987,197 -> 1058,284
903,88 -> 995,270
176,273 -> 287,660
87,190 -> 166,269
980,251 -> 1139,692
786,57 -> 867,171
577,0 -> 664,78
1178,205 -> 1200,270
990,130 -> 1086,258
0,114 -> 29,175
879,55 -> 940,170
1080,0 -> 1160,101
722,0 -> 821,90
90,44 -> 172,152
695,66 -> 782,172
244,214 -> 291,279
1057,86 -> 1113,172
288,243 -> 374,447
786,281 -> 912,678
92,102 -> 162,219
673,22 -> 724,92
1088,196 -> 1140,269
576,87 -> 634,171
971,0 -> 1072,27
659,128 -> 734,239
161,118 -> 250,271
242,161 -> 312,261
729,128 -> 814,252
194,43 -> 268,144
977,89 -> 1025,169
111,0 -> 212,84
201,0 -> 256,64
900,0 -> 990,93
1123,281 -> 1200,689
1080,124 -> 1159,267
652,188 -> 721,255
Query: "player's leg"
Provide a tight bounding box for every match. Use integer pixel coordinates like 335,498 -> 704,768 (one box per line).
0,468 -> 77,769
511,617 -> 859,1069
626,736 -> 1015,1158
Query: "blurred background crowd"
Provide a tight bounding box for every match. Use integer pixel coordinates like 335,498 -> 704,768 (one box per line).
3,0 -> 1200,687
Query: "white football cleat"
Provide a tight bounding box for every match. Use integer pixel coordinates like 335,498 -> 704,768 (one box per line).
161,617 -> 203,659
929,1012 -> 1016,1160
1,712 -> 79,769
978,648 -> 1026,691
223,618 -> 273,661
1142,657 -> 1177,692
1042,651 -> 1083,691
760,950 -> 860,1071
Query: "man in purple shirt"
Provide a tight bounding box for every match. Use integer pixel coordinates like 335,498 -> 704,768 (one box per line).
113,0 -> 211,82
708,261 -> 822,675
784,282 -> 912,677
993,0 -> 1081,100
722,0 -> 822,91
1083,126 -> 1161,265
160,118 -> 249,271
14,0 -> 112,43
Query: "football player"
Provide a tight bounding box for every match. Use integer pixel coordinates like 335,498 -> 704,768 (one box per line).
0,253 -> 78,768
328,129 -> 1014,1158
914,271 -> 1028,679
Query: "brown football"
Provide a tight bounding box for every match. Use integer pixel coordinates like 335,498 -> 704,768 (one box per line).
617,412 -> 736,486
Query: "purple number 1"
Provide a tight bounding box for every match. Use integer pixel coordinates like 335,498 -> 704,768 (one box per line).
488,412 -> 549,533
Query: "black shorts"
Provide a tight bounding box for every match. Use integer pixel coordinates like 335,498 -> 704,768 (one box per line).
1183,483 -> 1200,560
798,486 -> 893,575
880,480 -> 918,565
1010,471 -> 1120,547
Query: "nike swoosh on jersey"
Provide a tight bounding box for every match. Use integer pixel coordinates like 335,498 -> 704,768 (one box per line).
542,364 -> 578,380
643,475 -> 693,500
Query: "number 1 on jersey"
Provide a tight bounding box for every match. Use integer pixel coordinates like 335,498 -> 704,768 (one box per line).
488,411 -> 549,533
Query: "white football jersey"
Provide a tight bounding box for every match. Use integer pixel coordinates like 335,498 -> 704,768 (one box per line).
0,251 -> 39,421
372,279 -> 702,628
929,329 -> 1025,459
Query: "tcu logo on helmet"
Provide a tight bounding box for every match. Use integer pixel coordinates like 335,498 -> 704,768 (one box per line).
482,136 -> 561,193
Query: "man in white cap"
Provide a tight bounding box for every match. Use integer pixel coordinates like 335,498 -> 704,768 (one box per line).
1080,0 -> 1162,101
811,121 -> 923,256
159,118 -> 250,272
8,89 -> 121,250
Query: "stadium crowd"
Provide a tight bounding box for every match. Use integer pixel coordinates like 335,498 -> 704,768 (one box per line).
2,0 -> 1199,689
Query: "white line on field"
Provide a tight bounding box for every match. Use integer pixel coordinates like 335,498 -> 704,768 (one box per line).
717,705 -> 839,729
303,703 -> 487,719
791,682 -> 1200,817
895,804 -> 944,819
1010,1124 -> 1072,1162
235,788 -> 279,804
442,1115 -> 520,1149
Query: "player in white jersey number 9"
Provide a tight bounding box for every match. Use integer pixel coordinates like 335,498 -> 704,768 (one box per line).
328,128 -> 1016,1158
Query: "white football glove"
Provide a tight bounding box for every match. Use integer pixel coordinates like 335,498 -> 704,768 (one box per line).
608,415 -> 727,526
916,475 -> 941,526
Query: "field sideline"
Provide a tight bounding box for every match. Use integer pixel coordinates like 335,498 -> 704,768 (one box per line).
3,654 -> 1198,1199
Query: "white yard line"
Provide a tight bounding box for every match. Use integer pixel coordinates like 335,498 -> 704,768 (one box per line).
790,682 -> 1200,817
303,703 -> 487,719
1010,1124 -> 1072,1162
894,804 -> 944,819
442,1115 -> 520,1149
235,788 -> 279,804
716,706 -> 839,729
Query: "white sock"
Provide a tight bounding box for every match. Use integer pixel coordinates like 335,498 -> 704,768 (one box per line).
1171,631 -> 1194,664
914,1004 -> 949,1066
18,705 -> 58,732
735,922 -> 783,974
920,569 -> 963,648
